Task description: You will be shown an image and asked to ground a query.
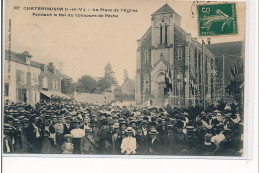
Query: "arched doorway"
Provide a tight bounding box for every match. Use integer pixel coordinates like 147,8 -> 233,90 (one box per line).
154,72 -> 166,98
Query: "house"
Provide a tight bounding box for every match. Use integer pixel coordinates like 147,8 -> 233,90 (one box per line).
4,50 -> 41,105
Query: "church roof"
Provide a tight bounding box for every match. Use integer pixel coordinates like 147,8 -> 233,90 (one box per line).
205,41 -> 243,57
152,4 -> 175,16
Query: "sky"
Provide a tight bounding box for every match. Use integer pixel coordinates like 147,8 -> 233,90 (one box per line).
5,0 -> 245,85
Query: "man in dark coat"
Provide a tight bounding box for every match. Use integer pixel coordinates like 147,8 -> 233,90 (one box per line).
148,129 -> 161,155
26,116 -> 41,153
197,134 -> 217,156
135,126 -> 149,154
215,129 -> 241,156
63,116 -> 73,135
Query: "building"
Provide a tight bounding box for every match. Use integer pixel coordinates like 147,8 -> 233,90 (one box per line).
121,79 -> 135,96
135,4 -> 217,107
37,62 -> 68,101
206,41 -> 244,102
4,50 -> 69,104
4,51 -> 41,105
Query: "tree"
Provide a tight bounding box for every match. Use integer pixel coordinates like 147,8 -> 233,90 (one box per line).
104,63 -> 118,88
124,69 -> 129,82
97,78 -> 110,91
76,75 -> 97,93
61,78 -> 74,95
226,65 -> 243,105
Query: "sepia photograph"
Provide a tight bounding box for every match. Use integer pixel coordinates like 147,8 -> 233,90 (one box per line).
3,0 -> 246,157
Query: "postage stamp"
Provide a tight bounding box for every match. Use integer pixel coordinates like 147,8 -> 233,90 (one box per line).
197,3 -> 238,36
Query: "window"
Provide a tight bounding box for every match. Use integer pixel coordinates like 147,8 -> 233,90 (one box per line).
26,57 -> 30,65
165,24 -> 167,44
159,19 -> 168,45
43,77 -> 48,89
44,65 -> 47,72
177,73 -> 183,91
177,47 -> 183,60
160,25 -> 163,44
31,74 -> 39,86
143,51 -> 149,63
53,79 -> 58,90
21,71 -> 26,84
144,74 -> 150,92
5,83 -> 9,96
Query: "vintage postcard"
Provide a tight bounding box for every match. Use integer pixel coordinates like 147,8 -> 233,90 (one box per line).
3,0 -> 247,157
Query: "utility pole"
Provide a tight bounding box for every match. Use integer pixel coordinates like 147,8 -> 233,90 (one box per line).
202,39 -> 206,111
222,55 -> 225,102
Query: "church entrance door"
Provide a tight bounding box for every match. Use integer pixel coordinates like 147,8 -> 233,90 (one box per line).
158,82 -> 166,98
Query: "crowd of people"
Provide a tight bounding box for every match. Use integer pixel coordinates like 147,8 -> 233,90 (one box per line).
3,98 -> 243,156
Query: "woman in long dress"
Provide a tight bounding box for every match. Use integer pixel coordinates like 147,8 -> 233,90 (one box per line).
41,119 -> 57,154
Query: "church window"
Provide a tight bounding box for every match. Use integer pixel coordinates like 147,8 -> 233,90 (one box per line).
177,73 -> 183,90
165,24 -> 168,44
160,25 -> 163,44
144,74 -> 150,92
143,51 -> 149,63
177,47 -> 183,60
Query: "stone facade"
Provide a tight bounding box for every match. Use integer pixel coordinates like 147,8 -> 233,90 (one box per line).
136,4 -> 216,107
4,51 -> 41,105
4,50 -> 64,104
38,62 -> 62,92
206,41 -> 244,102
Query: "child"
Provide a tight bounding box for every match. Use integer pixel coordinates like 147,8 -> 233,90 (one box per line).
61,134 -> 74,154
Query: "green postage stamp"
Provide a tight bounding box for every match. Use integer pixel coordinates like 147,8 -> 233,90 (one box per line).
197,3 -> 237,36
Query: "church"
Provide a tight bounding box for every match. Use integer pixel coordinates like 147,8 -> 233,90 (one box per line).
135,4 -> 217,107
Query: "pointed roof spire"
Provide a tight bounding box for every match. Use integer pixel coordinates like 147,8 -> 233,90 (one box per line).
152,4 -> 174,16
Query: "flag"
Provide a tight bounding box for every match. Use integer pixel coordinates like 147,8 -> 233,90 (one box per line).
164,65 -> 172,94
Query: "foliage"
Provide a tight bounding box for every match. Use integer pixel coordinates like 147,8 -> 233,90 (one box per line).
225,65 -> 243,105
76,75 -> 97,93
97,78 -> 111,92
104,63 -> 118,88
124,69 -> 129,82
61,78 -> 75,95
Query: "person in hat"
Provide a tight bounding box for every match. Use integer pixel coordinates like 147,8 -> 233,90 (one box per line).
216,129 -> 241,156
197,134 -> 216,156
211,125 -> 225,149
63,116 -> 73,135
135,126 -> 149,154
19,116 -> 28,153
148,129 -> 161,155
61,134 -> 74,154
112,123 -> 121,154
81,127 -> 98,154
118,120 -> 127,140
41,118 -> 57,154
99,121 -> 111,154
12,119 -> 23,153
164,124 -> 175,155
70,120 -> 85,154
157,118 -> 167,153
3,124 -> 14,153
121,127 -> 137,155
185,126 -> 200,155
90,119 -> 100,145
26,116 -> 41,153
173,120 -> 188,155
54,116 -> 64,152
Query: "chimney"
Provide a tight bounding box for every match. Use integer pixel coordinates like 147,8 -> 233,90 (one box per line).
49,62 -> 54,67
